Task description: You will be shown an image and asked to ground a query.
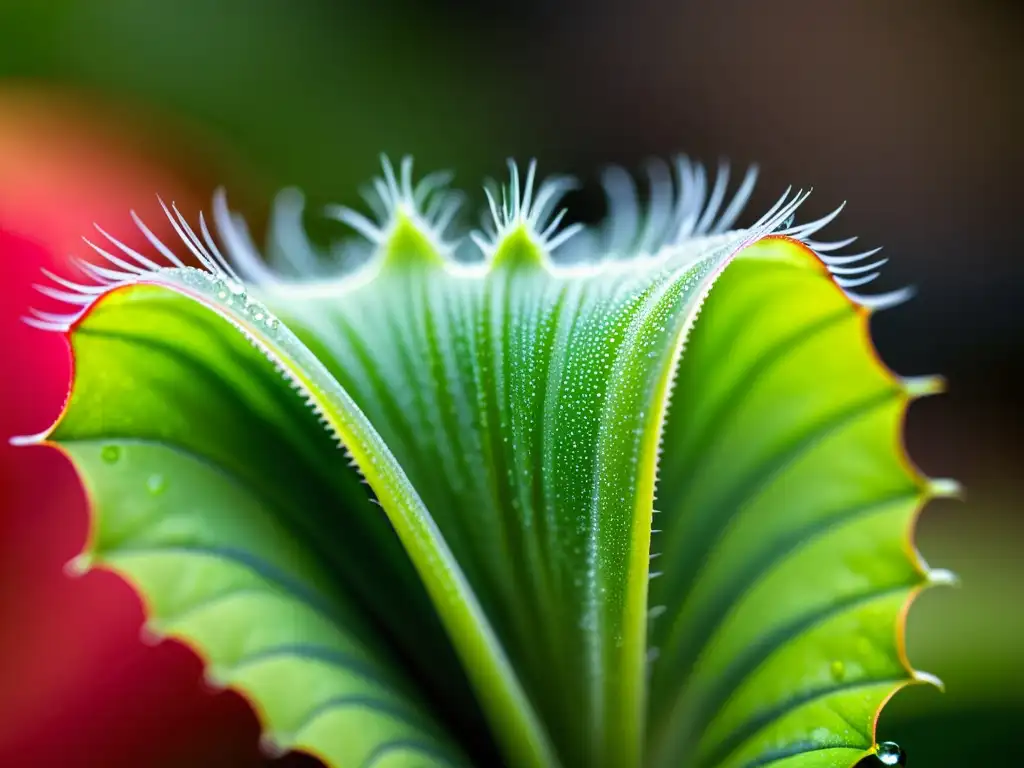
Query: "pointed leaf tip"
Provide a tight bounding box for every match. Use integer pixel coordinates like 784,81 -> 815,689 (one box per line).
902,375 -> 945,398
489,224 -> 547,270
382,212 -> 448,270
927,568 -> 960,588
9,430 -> 49,447
927,477 -> 964,500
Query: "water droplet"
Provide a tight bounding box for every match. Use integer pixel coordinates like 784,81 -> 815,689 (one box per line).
147,474 -> 167,495
830,659 -> 845,681
101,444 -> 121,464
876,741 -> 906,766
225,279 -> 246,297
774,213 -> 796,232
264,315 -> 279,331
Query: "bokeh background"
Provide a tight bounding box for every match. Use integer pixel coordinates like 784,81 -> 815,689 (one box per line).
0,1 -> 1020,765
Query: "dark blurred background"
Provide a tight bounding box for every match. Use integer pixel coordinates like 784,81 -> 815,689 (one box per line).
0,1 -> 1020,765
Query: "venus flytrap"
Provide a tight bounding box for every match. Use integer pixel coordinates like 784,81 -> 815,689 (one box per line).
15,155 -> 956,768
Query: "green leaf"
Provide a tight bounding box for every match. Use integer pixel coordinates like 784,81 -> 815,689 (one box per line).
646,237 -> 956,767
44,284 -> 481,766
262,219 -> 755,767
18,157 -> 951,768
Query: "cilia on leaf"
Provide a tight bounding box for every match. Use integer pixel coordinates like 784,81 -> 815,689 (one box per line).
15,156 -> 958,768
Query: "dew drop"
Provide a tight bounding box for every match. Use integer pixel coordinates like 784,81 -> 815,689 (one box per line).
774,213 -> 796,232
264,315 -> 279,332
147,474 -> 167,496
876,741 -> 906,766
101,444 -> 121,464
225,279 -> 246,297
830,659 -> 845,682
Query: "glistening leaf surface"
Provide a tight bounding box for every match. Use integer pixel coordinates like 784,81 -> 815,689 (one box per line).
46,285 -> 480,767
262,217 -> 756,768
646,237 -> 954,768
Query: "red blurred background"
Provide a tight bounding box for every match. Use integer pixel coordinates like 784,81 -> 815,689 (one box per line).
0,89 -> 303,767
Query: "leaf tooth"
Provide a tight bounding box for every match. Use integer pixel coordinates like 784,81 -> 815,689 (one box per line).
198,210 -> 244,282
777,201 -> 847,241
901,375 -> 945,398
911,669 -> 946,693
926,477 -> 964,500
546,222 -> 585,253
323,157 -> 463,270
326,205 -> 385,244
200,666 -> 230,694
81,235 -> 148,275
258,732 -> 289,760
804,234 -> 859,252
414,169 -> 455,207
927,568 -> 960,588
139,622 -> 164,647
40,268 -> 108,294
130,208 -> 187,268
599,165 -> 641,254
845,285 -> 916,312
27,307 -> 79,327
827,258 -> 889,276
709,163 -> 759,234
22,312 -> 73,332
758,194 -> 920,315
694,160 -> 731,235
587,157 -> 760,258
833,272 -> 880,289
380,154 -> 402,207
475,161 -> 581,264
819,246 -> 884,266
77,260 -> 135,284
31,284 -> 94,306
213,188 -> 281,285
430,193 -> 464,237
62,553 -> 92,578
20,317 -> 57,331
91,223 -> 163,271
163,198 -> 222,275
